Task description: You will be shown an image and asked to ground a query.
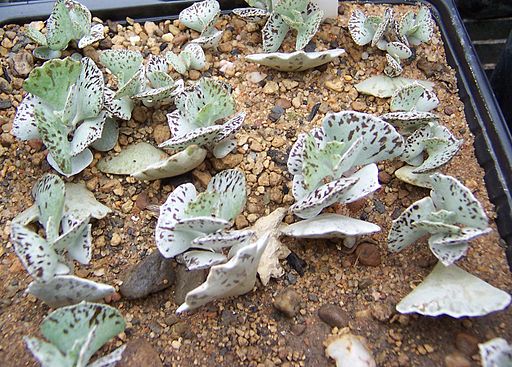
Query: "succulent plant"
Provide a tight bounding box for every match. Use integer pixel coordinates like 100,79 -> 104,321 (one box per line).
25,0 -> 105,59
287,111 -> 403,219
388,173 -> 491,266
97,142 -> 207,181
166,43 -> 206,75
159,78 -> 245,159
397,6 -> 435,47
156,169 -> 247,266
479,338 -> 512,367
177,233 -> 270,313
235,0 -> 323,52
25,302 -> 126,367
10,174 -> 114,307
396,262 -> 511,317
12,57 -> 119,176
134,55 -> 185,107
245,49 -> 345,72
267,0 -> 324,52
349,7 -> 433,77
179,0 -> 223,48
399,122 -> 463,174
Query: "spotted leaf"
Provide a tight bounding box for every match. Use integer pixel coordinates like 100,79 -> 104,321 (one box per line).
384,54 -> 403,77
295,2 -> 323,50
160,125 -> 223,151
322,111 -> 404,165
348,10 -> 380,46
25,337 -> 74,367
380,111 -> 438,135
38,301 -> 124,361
99,49 -> 143,85
428,228 -> 491,266
372,8 -> 392,47
24,58 -> 81,111
391,83 -> 438,112
103,87 -> 133,120
192,230 -> 255,251
33,173 -> 65,241
206,169 -> 247,222
52,213 -> 92,265
71,112 -> 107,156
262,12 -> 290,52
46,0 -> 74,50
479,338 -> 512,367
78,23 -> 104,48
290,177 -> 359,219
430,173 -> 489,229
385,42 -> 411,62
10,223 -> 69,282
182,250 -> 227,271
179,0 -> 220,33
233,7 -> 270,21
388,197 -> 435,252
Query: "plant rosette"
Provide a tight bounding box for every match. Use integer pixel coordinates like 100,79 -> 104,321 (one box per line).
10,174 -> 114,307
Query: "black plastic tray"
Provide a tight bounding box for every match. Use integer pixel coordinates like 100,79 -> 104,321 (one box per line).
2,0 -> 512,269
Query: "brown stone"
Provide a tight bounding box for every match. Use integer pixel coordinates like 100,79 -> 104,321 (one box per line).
12,51 -> 34,77
273,288 -> 301,317
355,243 -> 381,266
276,98 -> 292,109
455,332 -> 479,356
318,304 -> 349,327
378,171 -> 392,184
444,352 -> 471,367
117,339 -> 163,367
152,124 -> 170,145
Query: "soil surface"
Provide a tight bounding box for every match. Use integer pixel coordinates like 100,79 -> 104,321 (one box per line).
0,3 -> 511,367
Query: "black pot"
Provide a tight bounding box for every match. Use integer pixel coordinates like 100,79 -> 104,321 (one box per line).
2,0 -> 512,268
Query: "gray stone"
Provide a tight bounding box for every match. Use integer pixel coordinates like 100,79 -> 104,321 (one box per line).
0,99 -> 11,110
174,264 -> 207,305
318,304 -> 349,327
120,251 -> 175,299
117,339 -> 163,367
268,105 -> 285,122
273,287 -> 301,318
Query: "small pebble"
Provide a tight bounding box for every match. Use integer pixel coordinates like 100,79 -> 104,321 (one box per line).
273,288 -> 301,318
355,243 -> 381,267
268,105 -> 285,122
455,332 -> 479,356
318,304 -> 349,327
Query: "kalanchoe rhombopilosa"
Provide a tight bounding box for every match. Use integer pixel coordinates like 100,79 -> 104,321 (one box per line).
25,0 -> 105,59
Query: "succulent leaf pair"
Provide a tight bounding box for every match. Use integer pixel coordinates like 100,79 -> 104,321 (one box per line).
156,169 -> 247,262
25,302 -> 126,367
159,78 -> 245,159
26,0 -> 105,59
179,0 -> 223,48
10,174 -> 114,307
388,173 -> 491,266
13,57 -> 116,176
380,84 -> 462,185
